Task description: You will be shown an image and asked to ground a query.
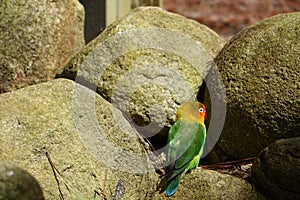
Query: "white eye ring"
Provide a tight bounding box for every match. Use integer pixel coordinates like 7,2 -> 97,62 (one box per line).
199,108 -> 204,113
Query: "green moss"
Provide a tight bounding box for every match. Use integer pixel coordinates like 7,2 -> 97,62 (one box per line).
0,0 -> 84,92
0,79 -> 158,199
212,12 -> 300,160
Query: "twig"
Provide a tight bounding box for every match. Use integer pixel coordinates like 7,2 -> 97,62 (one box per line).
201,157 -> 255,170
102,169 -> 107,200
94,190 -> 101,199
123,113 -> 165,173
46,152 -> 64,200
200,157 -> 255,179
139,135 -> 165,173
46,152 -> 62,176
93,170 -> 108,200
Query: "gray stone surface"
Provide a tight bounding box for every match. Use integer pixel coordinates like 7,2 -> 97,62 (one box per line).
0,0 -> 85,93
205,12 -> 300,160
0,79 -> 157,200
152,169 -> 265,200
0,161 -> 44,200
252,137 -> 300,200
57,7 -> 225,139
0,78 -> 268,199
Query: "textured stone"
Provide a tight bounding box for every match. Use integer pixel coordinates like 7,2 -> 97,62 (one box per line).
0,78 -> 267,199
152,169 -> 265,200
205,12 -> 300,160
0,79 -> 157,200
0,0 -> 84,93
0,161 -> 44,200
57,7 -> 225,141
251,137 -> 300,200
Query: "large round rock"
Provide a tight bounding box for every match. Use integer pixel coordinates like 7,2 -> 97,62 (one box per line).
0,79 -> 157,199
251,137 -> 300,199
0,161 -> 44,200
152,169 -> 264,199
59,7 -> 224,140
207,12 -> 300,160
0,0 -> 84,93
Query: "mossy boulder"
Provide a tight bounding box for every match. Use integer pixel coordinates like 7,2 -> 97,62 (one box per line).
57,6 -> 225,141
0,0 -> 84,93
251,137 -> 300,200
206,12 -> 300,160
152,169 -> 265,200
0,79 -> 157,199
0,161 -> 44,200
0,78 -> 267,199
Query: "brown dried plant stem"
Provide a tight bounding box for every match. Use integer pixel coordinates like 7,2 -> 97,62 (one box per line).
45,152 -> 65,200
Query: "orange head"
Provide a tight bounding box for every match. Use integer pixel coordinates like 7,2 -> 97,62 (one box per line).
176,101 -> 206,124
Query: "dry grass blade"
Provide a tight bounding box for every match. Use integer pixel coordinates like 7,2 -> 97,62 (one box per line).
46,152 -> 65,200
201,157 -> 256,179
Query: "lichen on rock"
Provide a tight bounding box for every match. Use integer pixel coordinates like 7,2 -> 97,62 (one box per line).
206,12 -> 300,161
58,7 -> 225,140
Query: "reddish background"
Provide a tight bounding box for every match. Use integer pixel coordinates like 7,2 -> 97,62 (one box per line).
163,0 -> 300,39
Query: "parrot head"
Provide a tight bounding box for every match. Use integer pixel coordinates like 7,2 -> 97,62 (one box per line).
176,101 -> 206,124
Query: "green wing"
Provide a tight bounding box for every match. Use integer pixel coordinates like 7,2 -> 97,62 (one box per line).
166,119 -> 206,181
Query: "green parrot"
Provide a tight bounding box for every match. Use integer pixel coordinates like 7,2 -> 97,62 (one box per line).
165,101 -> 207,197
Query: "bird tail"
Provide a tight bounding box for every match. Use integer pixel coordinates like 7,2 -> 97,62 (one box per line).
165,174 -> 183,197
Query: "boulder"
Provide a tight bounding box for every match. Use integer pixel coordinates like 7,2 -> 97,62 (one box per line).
57,6 -> 225,142
205,12 -> 300,161
0,79 -> 157,199
0,0 -> 85,93
0,161 -> 44,200
152,169 -> 265,199
0,78 -> 267,199
251,137 -> 300,200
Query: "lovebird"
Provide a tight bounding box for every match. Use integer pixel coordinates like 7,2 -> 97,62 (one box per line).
165,101 -> 207,197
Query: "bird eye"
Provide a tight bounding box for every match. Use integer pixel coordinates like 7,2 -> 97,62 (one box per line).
199,108 -> 204,113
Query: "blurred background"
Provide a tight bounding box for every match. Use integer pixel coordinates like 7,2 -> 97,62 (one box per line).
80,0 -> 300,43
163,0 -> 300,39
